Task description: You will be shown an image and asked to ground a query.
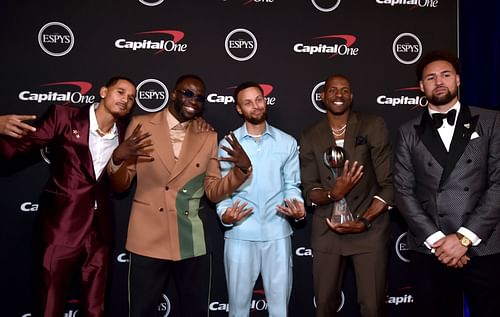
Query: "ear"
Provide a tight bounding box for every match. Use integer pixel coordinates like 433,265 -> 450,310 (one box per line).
419,81 -> 424,93
236,104 -> 243,115
456,74 -> 460,87
99,86 -> 108,99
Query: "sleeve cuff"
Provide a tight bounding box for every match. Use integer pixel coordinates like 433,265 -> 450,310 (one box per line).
458,227 -> 481,246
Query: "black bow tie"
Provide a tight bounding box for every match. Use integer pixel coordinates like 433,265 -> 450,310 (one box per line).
432,109 -> 457,128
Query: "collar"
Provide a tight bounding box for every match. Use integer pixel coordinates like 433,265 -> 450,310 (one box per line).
239,121 -> 275,140
166,106 -> 190,130
89,103 -> 118,139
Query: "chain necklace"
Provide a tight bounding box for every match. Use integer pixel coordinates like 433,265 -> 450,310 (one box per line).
331,124 -> 347,137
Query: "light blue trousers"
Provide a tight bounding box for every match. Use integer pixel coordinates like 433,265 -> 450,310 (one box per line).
224,237 -> 292,317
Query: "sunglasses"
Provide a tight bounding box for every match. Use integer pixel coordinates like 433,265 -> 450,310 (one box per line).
176,89 -> 206,103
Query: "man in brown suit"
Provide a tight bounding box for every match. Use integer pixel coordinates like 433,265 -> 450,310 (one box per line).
108,74 -> 252,317
300,74 -> 393,317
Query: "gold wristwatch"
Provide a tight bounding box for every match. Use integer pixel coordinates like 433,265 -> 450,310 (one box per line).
456,232 -> 472,248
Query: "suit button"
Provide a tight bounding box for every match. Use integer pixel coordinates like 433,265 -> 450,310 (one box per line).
438,214 -> 444,217
159,208 -> 164,212
184,210 -> 189,216
467,159 -> 472,163
427,162 -> 432,166
464,187 -> 469,191
327,176 -> 331,180
438,188 -> 443,193
165,186 -> 169,191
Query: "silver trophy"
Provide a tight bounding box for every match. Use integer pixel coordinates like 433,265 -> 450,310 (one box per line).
323,146 -> 354,224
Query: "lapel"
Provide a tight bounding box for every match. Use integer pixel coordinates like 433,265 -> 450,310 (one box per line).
441,105 -> 479,184
343,112 -> 359,161
148,109 -> 177,174
73,105 -> 96,182
415,110 -> 448,168
169,122 -> 209,182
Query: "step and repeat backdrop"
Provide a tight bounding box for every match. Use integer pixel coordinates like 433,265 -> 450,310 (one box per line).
0,0 -> 457,316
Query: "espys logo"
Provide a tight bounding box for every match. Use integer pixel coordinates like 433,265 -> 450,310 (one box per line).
311,81 -> 326,113
311,0 -> 342,12
115,30 -> 187,54
41,146 -> 51,164
38,22 -> 74,57
377,86 -> 428,108
314,291 -> 345,312
225,28 -> 258,61
158,293 -> 171,316
20,202 -> 39,212
207,83 -> 275,105
139,0 -> 165,6
395,232 -> 410,263
18,81 -> 95,105
392,33 -> 422,64
294,34 -> 358,58
376,0 -> 438,8
135,79 -> 169,112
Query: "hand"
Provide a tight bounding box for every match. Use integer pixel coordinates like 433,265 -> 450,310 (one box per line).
0,114 -> 37,138
325,218 -> 366,233
221,200 -> 253,225
452,254 -> 471,269
193,116 -> 214,133
112,123 -> 153,165
276,199 -> 306,220
433,234 -> 469,267
219,132 -> 252,172
330,160 -> 364,199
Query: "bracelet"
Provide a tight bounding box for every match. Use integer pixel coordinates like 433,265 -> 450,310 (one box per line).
357,216 -> 372,230
294,214 -> 306,222
327,192 -> 336,202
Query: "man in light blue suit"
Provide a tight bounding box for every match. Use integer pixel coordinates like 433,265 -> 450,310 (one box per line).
216,82 -> 306,317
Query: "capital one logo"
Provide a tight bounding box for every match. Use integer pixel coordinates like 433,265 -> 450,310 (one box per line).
158,293 -> 171,316
115,30 -> 187,54
311,0 -> 342,12
311,81 -> 326,113
376,0 -> 438,8
138,0 -> 165,6
225,28 -> 258,61
395,232 -> 410,263
376,86 -> 428,108
294,34 -> 359,58
392,33 -> 422,64
207,83 -> 275,105
38,22 -> 75,57
19,81 -> 95,105
117,252 -> 129,263
20,202 -> 39,212
135,79 -> 169,112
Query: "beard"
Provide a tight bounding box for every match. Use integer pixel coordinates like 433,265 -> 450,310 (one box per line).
427,88 -> 457,106
245,112 -> 266,125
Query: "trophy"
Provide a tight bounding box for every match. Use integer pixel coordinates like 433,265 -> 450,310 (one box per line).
323,146 -> 354,224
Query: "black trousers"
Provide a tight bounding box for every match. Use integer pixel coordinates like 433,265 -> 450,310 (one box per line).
410,251 -> 500,317
128,252 -> 211,317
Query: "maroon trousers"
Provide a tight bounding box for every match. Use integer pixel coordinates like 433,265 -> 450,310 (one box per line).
36,226 -> 109,317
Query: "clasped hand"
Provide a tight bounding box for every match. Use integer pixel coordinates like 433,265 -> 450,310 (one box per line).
433,234 -> 470,269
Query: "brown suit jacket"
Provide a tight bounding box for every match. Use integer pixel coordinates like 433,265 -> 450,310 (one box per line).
109,109 -> 248,260
300,112 -> 394,255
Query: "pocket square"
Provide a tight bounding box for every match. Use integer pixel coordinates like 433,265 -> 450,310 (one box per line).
355,136 -> 367,146
470,132 -> 480,140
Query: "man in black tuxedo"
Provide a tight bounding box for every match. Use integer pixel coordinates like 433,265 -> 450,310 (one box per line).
394,50 -> 500,317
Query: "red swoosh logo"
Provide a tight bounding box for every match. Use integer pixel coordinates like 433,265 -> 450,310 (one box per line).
136,30 -> 185,55
313,34 -> 357,58
41,81 -> 93,94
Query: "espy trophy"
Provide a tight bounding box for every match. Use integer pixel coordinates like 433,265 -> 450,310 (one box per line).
323,146 -> 354,224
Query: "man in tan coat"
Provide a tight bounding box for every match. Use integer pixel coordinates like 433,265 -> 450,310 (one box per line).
108,74 -> 252,316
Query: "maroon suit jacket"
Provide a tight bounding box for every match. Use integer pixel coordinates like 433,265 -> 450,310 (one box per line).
0,104 -> 126,247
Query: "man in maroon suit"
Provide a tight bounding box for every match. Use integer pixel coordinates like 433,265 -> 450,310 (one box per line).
0,76 -> 137,316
